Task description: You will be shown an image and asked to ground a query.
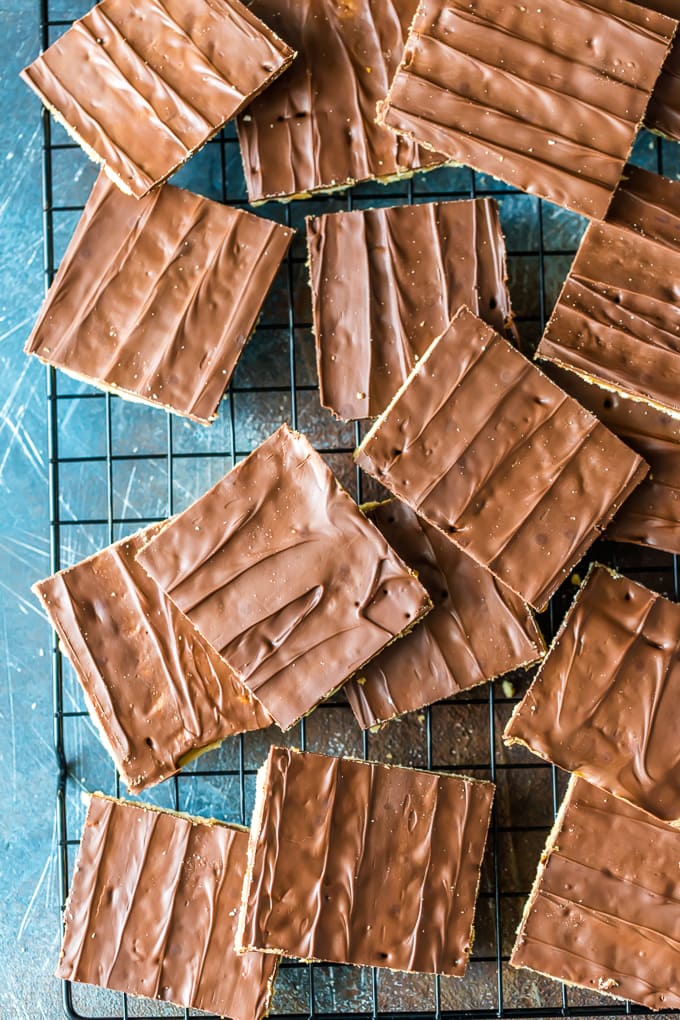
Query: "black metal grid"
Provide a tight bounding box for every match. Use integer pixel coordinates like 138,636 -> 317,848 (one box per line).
35,1 -> 680,1018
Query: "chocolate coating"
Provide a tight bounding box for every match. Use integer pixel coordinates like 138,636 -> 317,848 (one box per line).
33,527 -> 270,793
21,0 -> 295,198
512,776 -> 680,1011
546,364 -> 680,555
307,198 -> 515,420
505,563 -> 680,824
638,0 -> 680,140
24,174 -> 292,424
57,795 -> 277,1020
137,425 -> 431,730
345,500 -> 544,729
537,165 -> 680,418
238,746 -> 494,975
377,0 -> 676,218
235,0 -> 443,203
355,307 -> 648,611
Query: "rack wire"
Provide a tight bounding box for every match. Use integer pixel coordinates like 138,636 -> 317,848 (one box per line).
36,2 -> 680,1018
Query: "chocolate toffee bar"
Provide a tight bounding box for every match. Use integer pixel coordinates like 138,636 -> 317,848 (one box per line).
306,198 -> 515,421
57,795 -> 277,1020
34,527 -> 270,792
537,165 -> 680,419
21,0 -> 295,198
236,0 -> 444,203
237,747 -> 494,975
355,307 -> 648,612
638,0 -> 680,140
512,776 -> 680,1010
377,0 -> 676,218
24,174 -> 292,424
547,365 -> 680,555
504,564 -> 680,824
345,500 -> 544,729
136,426 -> 431,730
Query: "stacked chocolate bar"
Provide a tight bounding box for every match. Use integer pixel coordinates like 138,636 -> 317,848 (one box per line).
20,0 -> 680,1015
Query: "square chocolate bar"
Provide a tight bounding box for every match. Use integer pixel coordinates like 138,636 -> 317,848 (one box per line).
22,0 -> 295,197
377,0 -> 675,217
307,198 -> 515,420
537,165 -> 680,419
512,776 -> 680,1010
546,364 -> 680,555
237,747 -> 494,975
34,527 -> 270,792
137,426 -> 431,729
355,306 -> 647,611
504,563 -> 680,823
24,174 -> 292,424
345,499 -> 544,729
236,0 -> 443,202
57,795 -> 277,1020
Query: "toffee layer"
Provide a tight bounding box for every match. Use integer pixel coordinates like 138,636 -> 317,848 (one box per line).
377,0 -> 676,217
22,0 -> 295,197
34,526 -> 270,792
345,500 -> 544,729
136,425 -> 431,730
307,199 -> 515,420
236,0 -> 443,203
57,795 -> 277,1020
505,563 -> 680,824
537,165 -> 680,419
238,746 -> 494,975
512,776 -> 680,1011
24,174 -> 292,424
355,307 -> 648,611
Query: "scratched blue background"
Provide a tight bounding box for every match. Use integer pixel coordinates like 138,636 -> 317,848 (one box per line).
2,3 -> 680,1019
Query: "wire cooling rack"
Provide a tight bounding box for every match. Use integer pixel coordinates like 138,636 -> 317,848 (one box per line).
35,2 -> 680,1018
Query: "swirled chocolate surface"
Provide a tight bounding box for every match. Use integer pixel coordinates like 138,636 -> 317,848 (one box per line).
34,526 -> 270,792
537,165 -> 680,418
24,174 -> 292,424
235,0 -> 443,203
345,499 -> 544,729
307,198 -> 515,420
136,425 -> 431,729
377,0 -> 676,218
355,307 -> 648,611
546,364 -> 680,555
21,0 -> 295,198
504,564 -> 680,823
57,794 -> 277,1020
512,776 -> 680,1010
238,746 -> 494,975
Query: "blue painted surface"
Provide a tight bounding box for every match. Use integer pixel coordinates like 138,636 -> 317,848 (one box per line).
1,3 -> 680,1019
